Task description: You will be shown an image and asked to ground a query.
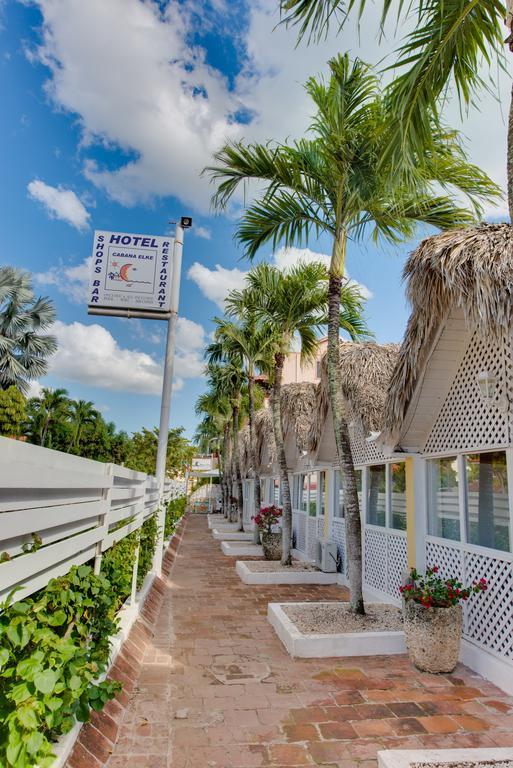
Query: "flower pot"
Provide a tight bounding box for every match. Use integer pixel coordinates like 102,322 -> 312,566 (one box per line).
261,531 -> 282,561
403,601 -> 462,673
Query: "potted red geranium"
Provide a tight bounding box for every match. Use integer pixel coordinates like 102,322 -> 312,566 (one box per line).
252,505 -> 282,560
400,566 -> 487,673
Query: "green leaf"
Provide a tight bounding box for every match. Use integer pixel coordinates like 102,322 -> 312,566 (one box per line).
34,669 -> 58,695
16,657 -> 41,680
0,647 -> 10,669
24,730 -> 44,756
47,610 -> 67,627
17,705 -> 38,730
46,696 -> 63,712
68,674 -> 81,691
10,682 -> 31,704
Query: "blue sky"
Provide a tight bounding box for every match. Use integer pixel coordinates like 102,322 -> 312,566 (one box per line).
0,0 -> 509,439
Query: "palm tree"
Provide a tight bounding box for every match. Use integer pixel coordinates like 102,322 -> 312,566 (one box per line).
0,267 -> 57,393
28,387 -> 70,447
227,261 -> 367,566
68,399 -> 98,452
205,54 -> 497,609
195,378 -> 232,517
280,1 -> 509,214
204,355 -> 247,529
206,316 -> 275,541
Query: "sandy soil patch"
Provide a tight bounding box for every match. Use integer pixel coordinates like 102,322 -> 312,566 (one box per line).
243,561 -> 319,572
283,602 -> 402,634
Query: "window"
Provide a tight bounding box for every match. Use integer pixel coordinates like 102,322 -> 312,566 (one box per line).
367,464 -> 386,526
300,474 -> 308,513
308,472 -> 317,516
465,451 -> 509,552
391,463 -> 407,531
428,457 -> 460,541
334,470 -> 344,518
319,471 -> 326,516
273,477 -> 280,507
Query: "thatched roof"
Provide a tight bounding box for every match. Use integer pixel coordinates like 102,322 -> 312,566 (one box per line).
255,406 -> 276,467
281,382 -> 318,455
311,341 -> 400,449
382,224 -> 513,445
238,424 -> 251,476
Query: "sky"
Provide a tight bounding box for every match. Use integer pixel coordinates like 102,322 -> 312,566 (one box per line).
0,0 -> 510,440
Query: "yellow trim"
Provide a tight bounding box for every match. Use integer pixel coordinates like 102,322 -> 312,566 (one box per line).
405,457 -> 415,568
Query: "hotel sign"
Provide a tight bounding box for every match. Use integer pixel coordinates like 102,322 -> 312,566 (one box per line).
88,230 -> 172,315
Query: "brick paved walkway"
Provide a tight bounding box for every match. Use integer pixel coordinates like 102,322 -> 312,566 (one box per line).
104,515 -> 513,767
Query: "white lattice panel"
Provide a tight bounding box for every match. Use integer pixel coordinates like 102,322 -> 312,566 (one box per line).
307,516 -> 318,561
331,518 -> 347,575
426,539 -> 464,581
463,550 -> 513,658
294,511 -> 307,553
426,540 -> 513,660
348,407 -> 387,466
425,330 -> 511,453
387,533 -> 408,597
317,517 -> 324,538
364,528 -> 388,593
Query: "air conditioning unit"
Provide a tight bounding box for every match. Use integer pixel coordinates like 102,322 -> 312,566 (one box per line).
316,538 -> 338,573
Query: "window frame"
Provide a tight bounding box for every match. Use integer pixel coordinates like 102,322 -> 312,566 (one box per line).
424,447 -> 513,557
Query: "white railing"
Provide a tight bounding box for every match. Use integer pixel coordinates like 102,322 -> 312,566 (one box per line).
0,437 -> 183,602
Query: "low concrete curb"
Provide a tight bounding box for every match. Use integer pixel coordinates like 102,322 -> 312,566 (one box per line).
221,541 -> 263,557
378,747 -> 513,767
236,560 -> 338,585
212,529 -> 253,541
268,601 -> 406,658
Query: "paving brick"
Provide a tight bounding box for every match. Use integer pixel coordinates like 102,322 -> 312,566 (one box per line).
62,516 -> 513,768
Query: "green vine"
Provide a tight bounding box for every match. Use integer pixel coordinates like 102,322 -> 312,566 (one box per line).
0,565 -> 121,767
164,497 -> 186,539
137,514 -> 159,589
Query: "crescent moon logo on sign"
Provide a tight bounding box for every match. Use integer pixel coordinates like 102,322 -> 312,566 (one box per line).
119,264 -> 131,281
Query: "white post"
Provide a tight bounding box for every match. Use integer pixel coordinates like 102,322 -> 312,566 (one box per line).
152,221 -> 186,575
130,541 -> 140,605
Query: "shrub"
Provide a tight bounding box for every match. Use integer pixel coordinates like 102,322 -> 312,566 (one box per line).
101,531 -> 139,611
0,565 -> 121,767
165,497 -> 186,539
252,505 -> 282,534
400,565 -> 488,608
137,514 -> 159,589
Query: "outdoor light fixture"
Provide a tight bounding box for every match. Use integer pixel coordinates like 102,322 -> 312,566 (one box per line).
477,370 -> 497,400
180,216 -> 193,228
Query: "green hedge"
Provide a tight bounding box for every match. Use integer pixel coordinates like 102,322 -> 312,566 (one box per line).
164,497 -> 186,539
0,508 -> 169,768
0,565 -> 121,768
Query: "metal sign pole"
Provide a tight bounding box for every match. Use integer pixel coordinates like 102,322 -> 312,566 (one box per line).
152,220 -> 186,575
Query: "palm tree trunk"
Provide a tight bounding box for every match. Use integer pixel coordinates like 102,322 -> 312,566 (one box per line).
41,417 -> 50,447
248,372 -> 262,543
232,404 -> 244,530
508,80 -> 513,223
328,230 -> 364,614
271,353 -> 293,566
224,422 -> 233,521
223,422 -> 230,517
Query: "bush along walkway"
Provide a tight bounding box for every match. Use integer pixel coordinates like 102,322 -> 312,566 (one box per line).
71,516 -> 513,768
66,518 -> 187,768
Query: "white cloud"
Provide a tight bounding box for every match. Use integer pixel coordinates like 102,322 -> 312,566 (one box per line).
187,261 -> 247,309
34,257 -> 91,303
194,226 -> 212,240
26,380 -> 43,399
28,0 -> 509,215
27,179 -> 91,230
188,247 -> 372,308
48,317 -> 206,395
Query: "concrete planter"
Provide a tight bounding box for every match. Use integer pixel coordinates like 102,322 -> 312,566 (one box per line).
261,531 -> 282,560
403,601 -> 462,673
